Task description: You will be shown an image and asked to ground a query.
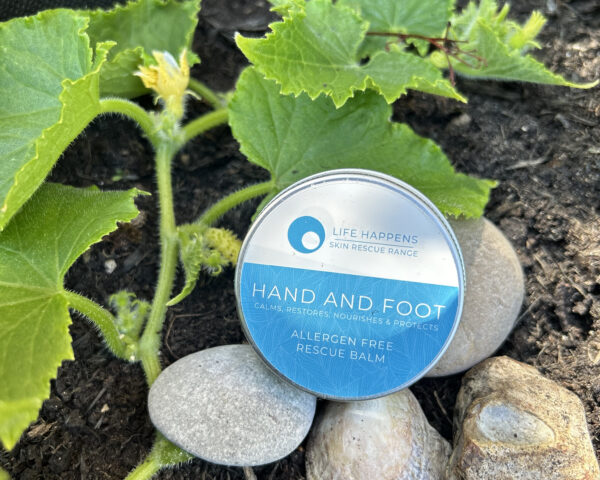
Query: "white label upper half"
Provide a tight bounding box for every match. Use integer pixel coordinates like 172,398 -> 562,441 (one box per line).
243,180 -> 460,288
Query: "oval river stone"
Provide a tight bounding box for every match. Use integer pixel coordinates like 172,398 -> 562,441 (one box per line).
148,344 -> 317,466
427,217 -> 525,376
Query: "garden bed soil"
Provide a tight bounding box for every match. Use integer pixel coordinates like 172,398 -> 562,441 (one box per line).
1,0 -> 599,478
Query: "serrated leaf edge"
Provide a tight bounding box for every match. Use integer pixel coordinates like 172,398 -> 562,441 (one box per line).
230,68 -> 494,218
236,2 -> 466,108
441,14 -> 598,88
235,0 -> 370,107
473,19 -> 598,88
84,0 -> 201,64
0,185 -> 145,450
59,186 -> 147,277
365,46 -> 467,103
84,0 -> 201,97
0,21 -> 112,231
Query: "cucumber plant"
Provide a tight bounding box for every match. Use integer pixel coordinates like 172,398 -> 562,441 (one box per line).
0,0 -> 595,478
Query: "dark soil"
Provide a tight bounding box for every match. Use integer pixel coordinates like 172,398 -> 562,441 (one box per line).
1,0 -> 599,478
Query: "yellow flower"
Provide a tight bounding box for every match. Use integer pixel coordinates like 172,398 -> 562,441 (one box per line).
135,49 -> 190,118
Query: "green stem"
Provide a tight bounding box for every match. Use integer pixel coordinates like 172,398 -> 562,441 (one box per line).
138,142 -> 179,385
124,455 -> 161,480
188,78 -> 225,109
64,290 -> 127,360
126,434 -> 193,480
182,108 -> 228,144
198,180 -> 274,227
99,98 -> 159,148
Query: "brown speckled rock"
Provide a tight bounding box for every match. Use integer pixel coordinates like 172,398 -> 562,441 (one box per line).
148,344 -> 316,466
428,217 -> 524,377
447,356 -> 600,480
306,389 -> 450,480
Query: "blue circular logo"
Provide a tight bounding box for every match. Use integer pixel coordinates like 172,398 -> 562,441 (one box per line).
287,216 -> 325,253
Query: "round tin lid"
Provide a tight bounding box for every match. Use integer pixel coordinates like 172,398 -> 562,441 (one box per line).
235,169 -> 464,400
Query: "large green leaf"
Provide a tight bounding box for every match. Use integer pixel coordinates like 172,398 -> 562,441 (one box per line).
248,0 -> 596,108
0,10 -> 110,231
0,183 -> 141,450
229,68 -> 494,218
238,0 -> 463,107
431,0 -> 598,87
0,1 -> 202,230
84,0 -> 201,98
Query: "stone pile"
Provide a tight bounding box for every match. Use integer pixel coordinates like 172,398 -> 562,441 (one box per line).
147,218 -> 599,478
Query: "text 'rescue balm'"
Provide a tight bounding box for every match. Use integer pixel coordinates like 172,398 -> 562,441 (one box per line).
235,169 -> 464,400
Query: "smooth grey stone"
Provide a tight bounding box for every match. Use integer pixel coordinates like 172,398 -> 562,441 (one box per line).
428,217 -> 525,376
306,389 -> 450,480
148,344 -> 316,466
447,356 -> 600,480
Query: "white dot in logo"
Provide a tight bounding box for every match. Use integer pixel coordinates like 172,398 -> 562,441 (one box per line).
302,231 -> 321,251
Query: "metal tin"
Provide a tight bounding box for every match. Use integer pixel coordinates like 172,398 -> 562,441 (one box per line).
235,169 -> 465,400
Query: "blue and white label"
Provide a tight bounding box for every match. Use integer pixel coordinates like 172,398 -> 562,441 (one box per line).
236,170 -> 464,399
240,263 -> 459,398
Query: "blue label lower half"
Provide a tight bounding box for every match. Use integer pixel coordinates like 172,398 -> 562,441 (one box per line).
240,262 -> 459,398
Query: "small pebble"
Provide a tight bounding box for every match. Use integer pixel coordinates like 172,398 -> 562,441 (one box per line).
104,259 -> 117,274
148,344 -> 316,466
427,217 -> 524,376
555,113 -> 571,129
447,356 -> 600,479
449,112 -> 472,128
306,389 -> 450,480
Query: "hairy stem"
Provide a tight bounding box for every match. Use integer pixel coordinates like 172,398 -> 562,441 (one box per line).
198,180 -> 274,227
138,142 -> 179,385
188,78 -> 226,109
99,98 -> 159,147
64,290 -> 127,360
124,455 -> 161,480
126,434 -> 193,480
182,108 -> 228,144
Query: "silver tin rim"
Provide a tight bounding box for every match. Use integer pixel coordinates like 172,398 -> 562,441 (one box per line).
235,168 -> 465,401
